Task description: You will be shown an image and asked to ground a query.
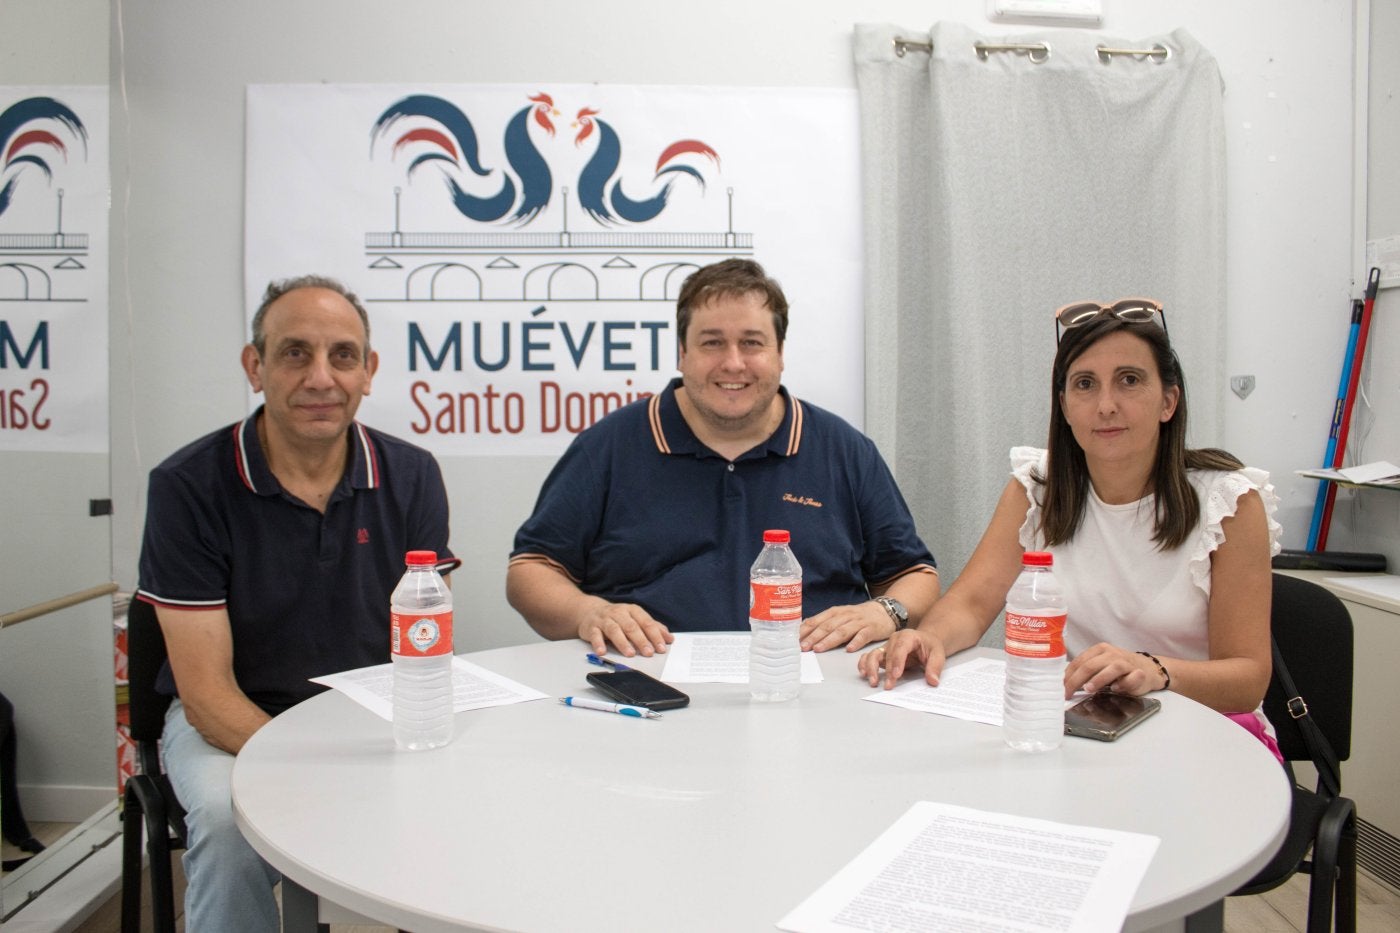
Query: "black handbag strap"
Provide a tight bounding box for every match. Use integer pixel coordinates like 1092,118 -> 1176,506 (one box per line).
1271,637 -> 1341,798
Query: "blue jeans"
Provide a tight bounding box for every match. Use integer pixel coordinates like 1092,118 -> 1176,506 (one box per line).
162,700 -> 281,932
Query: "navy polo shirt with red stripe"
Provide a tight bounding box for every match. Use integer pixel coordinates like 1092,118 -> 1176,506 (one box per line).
511,378 -> 936,631
137,407 -> 453,716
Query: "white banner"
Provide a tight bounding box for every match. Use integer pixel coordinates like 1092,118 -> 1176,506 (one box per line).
245,83 -> 862,456
0,87 -> 109,453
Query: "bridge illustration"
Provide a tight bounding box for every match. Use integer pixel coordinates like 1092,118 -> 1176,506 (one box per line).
364,186 -> 753,304
0,189 -> 88,302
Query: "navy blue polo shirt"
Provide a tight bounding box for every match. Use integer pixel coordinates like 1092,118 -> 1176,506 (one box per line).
510,378 -> 935,631
137,408 -> 453,716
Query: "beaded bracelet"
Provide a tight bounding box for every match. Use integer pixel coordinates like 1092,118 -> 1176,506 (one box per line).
1136,651 -> 1171,691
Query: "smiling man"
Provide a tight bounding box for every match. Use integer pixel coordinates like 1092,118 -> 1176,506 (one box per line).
508,258 -> 938,658
135,275 -> 454,933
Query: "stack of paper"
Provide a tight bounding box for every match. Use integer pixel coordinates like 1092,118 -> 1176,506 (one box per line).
1296,460 -> 1400,487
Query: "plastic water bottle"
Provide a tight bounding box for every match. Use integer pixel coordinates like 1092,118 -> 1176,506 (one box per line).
391,550 -> 454,750
749,530 -> 802,702
1003,551 -> 1067,752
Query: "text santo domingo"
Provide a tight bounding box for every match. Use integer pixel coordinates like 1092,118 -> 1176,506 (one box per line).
410,379 -> 653,435
403,312 -> 671,436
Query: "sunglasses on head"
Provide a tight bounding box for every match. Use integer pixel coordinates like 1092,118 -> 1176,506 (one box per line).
1054,298 -> 1167,343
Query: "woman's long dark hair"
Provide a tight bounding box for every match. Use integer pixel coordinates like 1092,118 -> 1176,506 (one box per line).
1036,314 -> 1242,550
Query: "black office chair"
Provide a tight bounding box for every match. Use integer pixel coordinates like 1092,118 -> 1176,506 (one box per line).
1232,573 -> 1357,933
120,597 -> 188,933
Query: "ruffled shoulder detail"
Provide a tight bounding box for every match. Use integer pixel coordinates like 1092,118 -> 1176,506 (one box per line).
1188,466 -> 1284,595
1009,446 -> 1047,550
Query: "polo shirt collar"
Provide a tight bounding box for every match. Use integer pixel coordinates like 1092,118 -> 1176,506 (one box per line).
233,405 -> 381,496
648,377 -> 804,459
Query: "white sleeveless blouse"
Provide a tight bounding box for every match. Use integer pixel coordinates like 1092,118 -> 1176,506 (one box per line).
1011,446 -> 1283,661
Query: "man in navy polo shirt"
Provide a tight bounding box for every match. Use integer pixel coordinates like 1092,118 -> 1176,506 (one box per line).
508,258 -> 937,659
136,275 -> 453,933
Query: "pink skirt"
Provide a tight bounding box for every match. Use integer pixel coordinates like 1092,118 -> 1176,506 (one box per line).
1225,711 -> 1284,763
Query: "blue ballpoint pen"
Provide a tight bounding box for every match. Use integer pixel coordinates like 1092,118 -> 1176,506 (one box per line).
560,697 -> 661,719
585,653 -> 632,671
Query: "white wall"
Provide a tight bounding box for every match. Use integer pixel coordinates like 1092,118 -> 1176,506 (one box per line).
115,1 -> 1381,654
1328,0 -> 1400,568
109,1 -> 1373,658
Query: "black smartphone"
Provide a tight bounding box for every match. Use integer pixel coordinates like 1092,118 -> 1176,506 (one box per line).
1064,692 -> 1161,741
585,670 -> 691,711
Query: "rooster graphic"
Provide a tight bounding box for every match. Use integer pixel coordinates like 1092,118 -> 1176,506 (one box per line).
573,107 -> 719,225
0,97 -> 88,217
372,92 -> 558,224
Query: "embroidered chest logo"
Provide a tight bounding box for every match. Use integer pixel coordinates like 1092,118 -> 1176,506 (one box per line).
783,493 -> 823,508
357,528 -> 370,544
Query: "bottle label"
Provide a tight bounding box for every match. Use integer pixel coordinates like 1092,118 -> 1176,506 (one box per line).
750,582 -> 802,623
391,609 -> 453,657
1004,610 -> 1066,659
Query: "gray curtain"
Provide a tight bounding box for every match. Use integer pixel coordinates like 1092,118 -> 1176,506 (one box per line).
855,22 -> 1227,640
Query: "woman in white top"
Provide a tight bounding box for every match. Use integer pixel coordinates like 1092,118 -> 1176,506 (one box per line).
861,299 -> 1281,718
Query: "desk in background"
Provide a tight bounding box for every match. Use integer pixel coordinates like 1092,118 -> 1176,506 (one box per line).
1275,569 -> 1400,892
232,642 -> 1289,933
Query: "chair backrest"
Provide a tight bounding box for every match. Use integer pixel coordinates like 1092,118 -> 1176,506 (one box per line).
126,598 -> 175,762
1266,573 -> 1353,763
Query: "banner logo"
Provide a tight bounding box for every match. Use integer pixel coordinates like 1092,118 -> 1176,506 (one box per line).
245,83 -> 862,456
370,92 -> 721,229
571,105 -> 718,225
355,90 -> 748,452
0,96 -> 91,301
0,96 -> 88,219
372,93 -> 559,225
0,89 -> 106,451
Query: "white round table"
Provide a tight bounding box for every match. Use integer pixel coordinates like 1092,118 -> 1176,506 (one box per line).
232,642 -> 1290,932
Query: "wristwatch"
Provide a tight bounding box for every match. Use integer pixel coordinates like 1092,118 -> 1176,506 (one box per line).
874,596 -> 909,630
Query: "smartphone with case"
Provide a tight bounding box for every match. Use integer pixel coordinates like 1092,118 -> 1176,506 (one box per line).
586,670 -> 691,711
1064,692 -> 1160,741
